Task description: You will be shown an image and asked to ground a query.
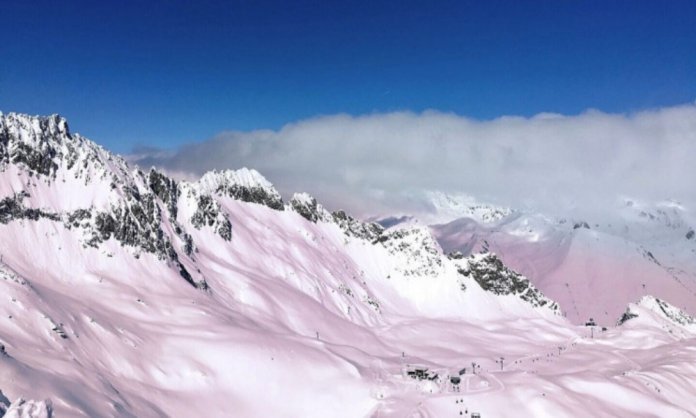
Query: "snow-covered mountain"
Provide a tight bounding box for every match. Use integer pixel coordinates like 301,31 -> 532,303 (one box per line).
378,191 -> 513,228
423,191 -> 513,224
618,295 -> 696,337
1,113 -> 695,417
432,203 -> 696,326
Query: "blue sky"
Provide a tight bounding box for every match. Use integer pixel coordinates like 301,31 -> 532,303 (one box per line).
1,0 -> 695,153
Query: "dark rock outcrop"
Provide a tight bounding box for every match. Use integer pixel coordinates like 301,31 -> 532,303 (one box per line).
198,169 -> 284,210
0,192 -> 60,223
457,253 -> 558,310
332,210 -> 384,241
289,193 -> 328,223
190,194 -> 232,241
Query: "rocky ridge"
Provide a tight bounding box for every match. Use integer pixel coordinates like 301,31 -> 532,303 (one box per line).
618,295 -> 696,327
450,251 -> 559,310
0,112 -> 560,311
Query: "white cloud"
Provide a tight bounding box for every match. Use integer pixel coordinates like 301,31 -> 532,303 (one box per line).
131,103 -> 696,220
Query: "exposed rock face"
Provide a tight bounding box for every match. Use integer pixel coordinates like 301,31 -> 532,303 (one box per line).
2,397 -> 53,418
146,168 -> 179,219
197,168 -> 284,210
573,221 -> 590,230
0,113 -> 66,177
650,297 -> 696,326
86,193 -> 202,288
289,192 -> 331,223
287,192 -> 384,240
447,251 -> 465,260
375,226 -> 444,278
0,192 -> 60,223
617,310 -> 638,326
0,190 -> 188,268
687,229 -> 695,240
456,252 -> 558,310
0,113 -> 204,288
0,112 -> 130,184
190,194 -> 232,241
331,210 -> 384,241
0,114 -> 301,289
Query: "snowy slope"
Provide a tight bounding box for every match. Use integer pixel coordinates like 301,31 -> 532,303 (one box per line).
432,206 -> 696,326
1,113 -> 695,417
618,295 -> 696,338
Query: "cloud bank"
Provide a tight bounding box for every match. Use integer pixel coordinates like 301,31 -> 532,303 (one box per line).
131,103 -> 696,220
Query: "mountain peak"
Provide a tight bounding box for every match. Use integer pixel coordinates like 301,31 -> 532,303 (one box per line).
0,111 -> 126,182
618,295 -> 696,330
1,112 -> 69,137
289,192 -> 331,223
425,191 -> 513,224
196,168 -> 284,210
198,167 -> 272,191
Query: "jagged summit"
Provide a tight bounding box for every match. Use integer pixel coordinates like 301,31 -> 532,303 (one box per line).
287,192 -> 387,241
1,112 -> 69,139
331,209 -> 384,241
196,167 -> 284,210
0,112 -> 70,136
0,112 -> 129,183
288,192 -> 331,223
618,295 -> 696,329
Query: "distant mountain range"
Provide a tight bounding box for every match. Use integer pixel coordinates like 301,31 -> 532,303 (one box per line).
427,194 -> 696,325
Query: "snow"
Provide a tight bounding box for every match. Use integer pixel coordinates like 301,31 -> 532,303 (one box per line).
424,191 -> 513,224
619,296 -> 696,338
432,204 -> 696,325
1,206 -> 693,417
197,168 -> 279,198
2,398 -> 53,418
1,113 -> 695,417
290,192 -> 314,206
